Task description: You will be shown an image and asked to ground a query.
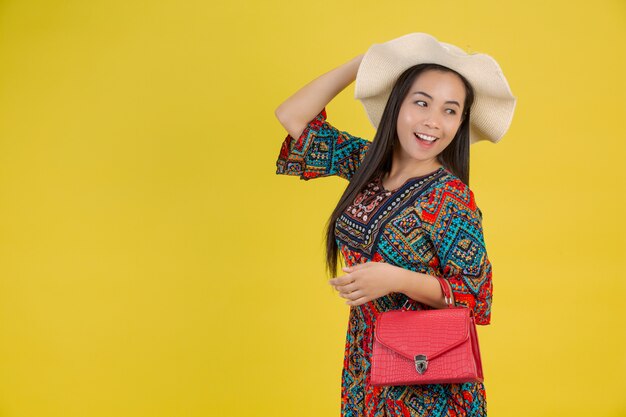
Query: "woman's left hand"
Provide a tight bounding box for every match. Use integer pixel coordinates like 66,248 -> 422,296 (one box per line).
328,262 -> 404,307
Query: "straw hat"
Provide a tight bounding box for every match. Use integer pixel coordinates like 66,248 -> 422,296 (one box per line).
354,33 -> 517,144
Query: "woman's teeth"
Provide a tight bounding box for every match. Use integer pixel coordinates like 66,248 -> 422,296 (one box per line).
415,133 -> 438,142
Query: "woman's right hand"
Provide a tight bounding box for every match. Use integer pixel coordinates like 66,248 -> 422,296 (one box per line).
274,54 -> 365,140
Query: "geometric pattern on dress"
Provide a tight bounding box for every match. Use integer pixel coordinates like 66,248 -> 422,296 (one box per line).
275,107 -> 370,181
419,180 -> 493,325
335,169 -> 446,260
379,205 -> 429,269
439,218 -> 487,295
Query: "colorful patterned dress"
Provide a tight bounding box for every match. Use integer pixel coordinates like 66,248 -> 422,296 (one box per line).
275,108 -> 493,417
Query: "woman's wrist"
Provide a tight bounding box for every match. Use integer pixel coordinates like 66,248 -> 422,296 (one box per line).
340,54 -> 364,83
391,265 -> 411,294
393,267 -> 450,309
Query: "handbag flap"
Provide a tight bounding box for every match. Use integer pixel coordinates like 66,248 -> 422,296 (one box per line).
374,307 -> 471,362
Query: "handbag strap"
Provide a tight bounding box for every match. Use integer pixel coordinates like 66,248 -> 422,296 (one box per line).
401,276 -> 454,310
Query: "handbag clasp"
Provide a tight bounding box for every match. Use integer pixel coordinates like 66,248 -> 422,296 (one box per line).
414,354 -> 428,374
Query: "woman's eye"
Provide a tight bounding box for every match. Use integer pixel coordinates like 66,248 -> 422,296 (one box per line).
446,109 -> 457,115
413,100 -> 426,106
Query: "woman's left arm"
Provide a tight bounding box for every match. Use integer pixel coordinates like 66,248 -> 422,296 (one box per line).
415,180 -> 494,325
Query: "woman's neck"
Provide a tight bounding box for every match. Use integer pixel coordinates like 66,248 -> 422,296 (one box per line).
386,156 -> 442,181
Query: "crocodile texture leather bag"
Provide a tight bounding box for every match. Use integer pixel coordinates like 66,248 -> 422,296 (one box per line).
370,276 -> 484,386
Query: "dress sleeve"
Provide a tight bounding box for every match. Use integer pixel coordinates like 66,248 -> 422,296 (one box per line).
420,179 -> 493,325
275,107 -> 370,181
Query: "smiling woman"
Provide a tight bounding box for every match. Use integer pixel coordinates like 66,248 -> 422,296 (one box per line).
274,32 -> 516,417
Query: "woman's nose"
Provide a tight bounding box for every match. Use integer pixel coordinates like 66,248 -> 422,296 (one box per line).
423,116 -> 440,129
421,110 -> 441,128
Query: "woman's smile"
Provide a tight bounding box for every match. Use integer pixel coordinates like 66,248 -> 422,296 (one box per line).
415,132 -> 439,143
414,132 -> 438,147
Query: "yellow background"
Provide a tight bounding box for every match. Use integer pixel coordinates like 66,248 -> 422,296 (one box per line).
0,0 -> 624,416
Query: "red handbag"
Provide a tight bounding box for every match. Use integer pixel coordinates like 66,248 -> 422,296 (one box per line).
370,276 -> 484,386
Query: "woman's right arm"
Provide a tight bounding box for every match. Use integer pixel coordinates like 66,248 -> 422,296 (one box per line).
274,54 -> 364,140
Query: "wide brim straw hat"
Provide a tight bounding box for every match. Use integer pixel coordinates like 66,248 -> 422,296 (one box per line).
355,32 -> 517,144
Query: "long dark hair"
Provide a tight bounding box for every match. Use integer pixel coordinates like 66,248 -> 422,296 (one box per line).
323,63 -> 476,278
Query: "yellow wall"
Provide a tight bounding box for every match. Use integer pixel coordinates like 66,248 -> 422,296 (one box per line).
0,0 -> 624,416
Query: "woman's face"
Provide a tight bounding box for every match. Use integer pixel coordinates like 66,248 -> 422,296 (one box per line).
395,69 -> 466,167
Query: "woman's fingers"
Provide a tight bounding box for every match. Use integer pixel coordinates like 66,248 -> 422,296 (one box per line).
341,289 -> 364,300
337,281 -> 358,294
347,296 -> 369,306
332,282 -> 371,306
329,274 -> 365,302
330,277 -> 356,292
329,274 -> 353,286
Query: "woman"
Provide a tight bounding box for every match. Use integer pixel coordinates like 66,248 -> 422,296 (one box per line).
274,33 -> 516,417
